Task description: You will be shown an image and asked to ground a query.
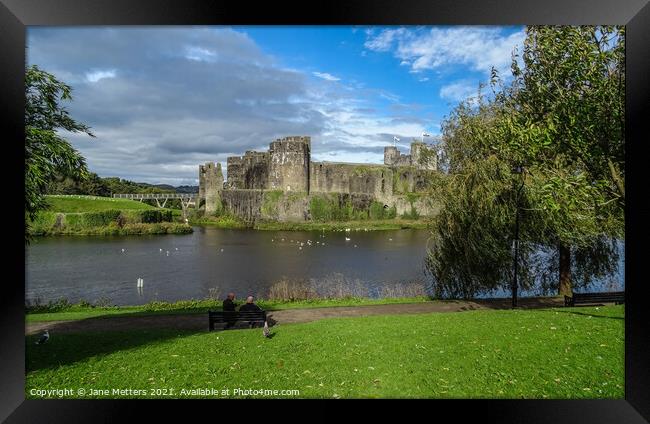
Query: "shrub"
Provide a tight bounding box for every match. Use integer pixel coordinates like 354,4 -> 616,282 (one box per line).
82,209 -> 121,227
385,205 -> 397,219
139,209 -> 172,223
309,195 -> 333,221
369,201 -> 385,220
402,206 -> 420,220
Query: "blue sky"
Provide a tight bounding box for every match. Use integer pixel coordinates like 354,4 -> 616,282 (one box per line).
27,26 -> 525,186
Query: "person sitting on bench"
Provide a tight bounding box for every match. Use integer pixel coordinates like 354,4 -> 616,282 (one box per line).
239,295 -> 263,328
223,292 -> 237,329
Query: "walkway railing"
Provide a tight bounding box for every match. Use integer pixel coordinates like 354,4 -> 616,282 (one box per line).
112,193 -> 198,200
112,193 -> 199,217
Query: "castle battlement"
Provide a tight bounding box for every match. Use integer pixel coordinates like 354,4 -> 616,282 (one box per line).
384,141 -> 437,170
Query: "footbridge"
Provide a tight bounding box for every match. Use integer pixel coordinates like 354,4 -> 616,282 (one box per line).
112,193 -> 199,218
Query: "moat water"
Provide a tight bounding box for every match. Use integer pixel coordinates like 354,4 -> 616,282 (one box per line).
25,227 -> 625,306
26,227 -> 434,306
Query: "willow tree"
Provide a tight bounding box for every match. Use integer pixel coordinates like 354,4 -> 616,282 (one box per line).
426,26 -> 625,299
25,65 -> 94,242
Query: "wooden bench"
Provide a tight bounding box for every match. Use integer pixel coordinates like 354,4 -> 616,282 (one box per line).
208,310 -> 267,331
564,291 -> 625,307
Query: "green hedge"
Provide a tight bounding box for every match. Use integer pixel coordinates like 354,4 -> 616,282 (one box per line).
138,209 -> 173,223
369,201 -> 385,220
81,209 -> 122,227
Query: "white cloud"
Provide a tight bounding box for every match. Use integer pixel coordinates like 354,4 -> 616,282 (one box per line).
365,26 -> 525,77
439,79 -> 479,103
313,71 -> 341,82
85,69 -> 116,83
30,27 -> 438,185
185,46 -> 217,62
364,27 -> 408,52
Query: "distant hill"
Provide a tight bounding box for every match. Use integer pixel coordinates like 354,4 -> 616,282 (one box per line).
175,185 -> 199,193
47,173 -> 199,197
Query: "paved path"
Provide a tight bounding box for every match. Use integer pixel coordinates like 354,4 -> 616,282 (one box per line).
26,297 -> 566,335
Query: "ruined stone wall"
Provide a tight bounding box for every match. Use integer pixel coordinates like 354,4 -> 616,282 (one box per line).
226,157 -> 245,189
410,141 -> 437,171
220,189 -> 265,222
391,195 -> 438,217
200,162 -> 224,215
309,162 -> 352,194
310,162 -> 393,199
268,136 -> 310,192
384,146 -> 411,167
242,151 -> 269,189
221,189 -> 308,222
198,165 -> 206,200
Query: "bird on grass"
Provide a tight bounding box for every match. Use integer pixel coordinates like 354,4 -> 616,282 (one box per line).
263,321 -> 271,338
35,330 -> 49,345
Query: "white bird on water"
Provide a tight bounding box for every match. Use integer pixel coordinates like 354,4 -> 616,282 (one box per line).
345,237 -> 351,242
35,330 -> 49,345
121,248 -> 125,253
159,248 -> 163,252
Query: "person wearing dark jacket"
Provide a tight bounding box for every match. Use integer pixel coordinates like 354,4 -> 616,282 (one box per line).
223,293 -> 237,328
239,295 -> 263,328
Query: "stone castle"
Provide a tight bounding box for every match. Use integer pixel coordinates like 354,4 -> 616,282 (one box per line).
198,136 -> 439,222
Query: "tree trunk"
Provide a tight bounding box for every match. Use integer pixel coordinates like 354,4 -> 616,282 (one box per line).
559,243 -> 572,297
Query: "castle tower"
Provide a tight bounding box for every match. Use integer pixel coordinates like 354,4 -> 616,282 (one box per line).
199,162 -> 224,214
268,136 -> 310,193
411,141 -> 437,171
384,146 -> 400,166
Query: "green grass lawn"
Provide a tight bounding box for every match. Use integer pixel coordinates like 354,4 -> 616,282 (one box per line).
25,305 -> 623,399
26,296 -> 434,322
44,195 -> 158,213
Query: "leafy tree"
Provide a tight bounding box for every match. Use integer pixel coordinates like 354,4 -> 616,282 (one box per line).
499,26 -> 625,295
48,172 -> 110,197
25,65 -> 94,242
426,26 -> 624,299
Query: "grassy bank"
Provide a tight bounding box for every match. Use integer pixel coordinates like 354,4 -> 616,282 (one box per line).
25,305 -> 624,399
29,195 -> 190,236
253,219 -> 429,231
43,195 -> 160,212
26,296 -> 434,323
191,214 -> 429,231
189,214 -> 248,229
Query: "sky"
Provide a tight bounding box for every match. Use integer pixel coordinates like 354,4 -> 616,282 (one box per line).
27,26 -> 526,186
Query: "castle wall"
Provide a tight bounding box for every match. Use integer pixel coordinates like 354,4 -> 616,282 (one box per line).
242,151 -> 269,189
310,162 -> 393,198
226,157 -> 245,189
220,189 -> 265,222
200,162 -> 224,215
198,165 -> 206,200
383,146 -> 411,167
269,136 -> 310,192
411,141 -> 437,171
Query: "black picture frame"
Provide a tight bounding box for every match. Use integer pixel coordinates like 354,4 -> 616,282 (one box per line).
1,0 -> 648,421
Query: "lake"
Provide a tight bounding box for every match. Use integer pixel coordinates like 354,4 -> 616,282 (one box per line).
25,227 -> 625,306
26,227 -> 435,306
